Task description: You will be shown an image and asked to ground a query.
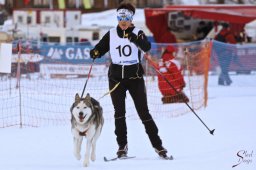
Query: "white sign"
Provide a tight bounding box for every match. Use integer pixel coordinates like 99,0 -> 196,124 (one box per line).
40,64 -> 107,76
0,43 -> 12,73
0,0 -> 5,5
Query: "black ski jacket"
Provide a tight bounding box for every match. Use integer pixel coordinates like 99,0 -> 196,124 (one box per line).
93,25 -> 151,56
92,25 -> 151,80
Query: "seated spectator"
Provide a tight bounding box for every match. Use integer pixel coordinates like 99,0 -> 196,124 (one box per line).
154,45 -> 189,104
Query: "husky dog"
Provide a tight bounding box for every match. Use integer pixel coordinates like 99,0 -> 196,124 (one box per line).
70,93 -> 104,167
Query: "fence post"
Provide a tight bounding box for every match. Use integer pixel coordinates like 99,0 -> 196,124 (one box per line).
16,41 -> 22,128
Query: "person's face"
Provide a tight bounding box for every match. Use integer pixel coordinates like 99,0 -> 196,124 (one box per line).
118,20 -> 132,30
117,9 -> 133,30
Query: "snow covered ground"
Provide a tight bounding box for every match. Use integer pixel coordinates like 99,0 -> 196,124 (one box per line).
0,74 -> 256,170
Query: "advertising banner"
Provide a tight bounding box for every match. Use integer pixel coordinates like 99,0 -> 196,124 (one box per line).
40,44 -> 107,64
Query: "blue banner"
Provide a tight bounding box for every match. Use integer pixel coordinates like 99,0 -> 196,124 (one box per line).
40,44 -> 107,64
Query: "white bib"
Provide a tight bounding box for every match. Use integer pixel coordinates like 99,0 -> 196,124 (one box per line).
109,28 -> 140,65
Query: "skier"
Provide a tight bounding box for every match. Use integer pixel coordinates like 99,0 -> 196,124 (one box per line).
89,2 -> 171,159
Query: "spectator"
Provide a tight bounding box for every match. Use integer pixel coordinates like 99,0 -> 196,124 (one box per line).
152,45 -> 189,103
214,23 -> 237,86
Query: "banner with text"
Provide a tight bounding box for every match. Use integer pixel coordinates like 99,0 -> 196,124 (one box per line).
40,44 -> 107,64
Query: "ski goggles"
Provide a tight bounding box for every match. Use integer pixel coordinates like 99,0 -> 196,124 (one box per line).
117,9 -> 133,21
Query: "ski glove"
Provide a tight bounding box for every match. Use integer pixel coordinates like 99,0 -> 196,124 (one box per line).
126,32 -> 138,43
90,49 -> 100,59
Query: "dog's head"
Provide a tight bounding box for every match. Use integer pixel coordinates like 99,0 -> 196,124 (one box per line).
71,93 -> 94,124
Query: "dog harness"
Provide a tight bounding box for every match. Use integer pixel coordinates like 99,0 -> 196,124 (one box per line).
79,127 -> 89,136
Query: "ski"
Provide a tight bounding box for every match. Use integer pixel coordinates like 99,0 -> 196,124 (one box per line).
103,156 -> 136,162
160,155 -> 174,160
104,155 -> 173,162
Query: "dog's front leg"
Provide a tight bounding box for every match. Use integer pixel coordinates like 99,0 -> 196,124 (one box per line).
91,126 -> 101,161
91,139 -> 96,161
83,139 -> 92,167
73,135 -> 83,160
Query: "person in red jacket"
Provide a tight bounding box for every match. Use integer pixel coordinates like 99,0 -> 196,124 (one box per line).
157,46 -> 189,104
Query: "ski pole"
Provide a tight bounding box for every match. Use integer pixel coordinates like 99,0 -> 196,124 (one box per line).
81,59 -> 95,98
144,54 -> 215,135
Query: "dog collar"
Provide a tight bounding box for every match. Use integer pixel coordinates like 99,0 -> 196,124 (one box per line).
78,123 -> 91,136
79,129 -> 88,136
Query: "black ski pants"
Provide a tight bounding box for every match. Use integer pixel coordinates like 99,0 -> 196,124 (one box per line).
109,77 -> 163,149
